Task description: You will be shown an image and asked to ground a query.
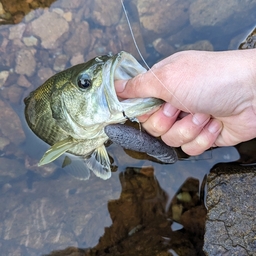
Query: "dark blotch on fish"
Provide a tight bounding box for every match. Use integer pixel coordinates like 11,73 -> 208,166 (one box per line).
104,124 -> 178,163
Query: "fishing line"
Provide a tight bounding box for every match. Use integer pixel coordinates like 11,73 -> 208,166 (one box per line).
120,0 -> 213,160
120,0 -> 194,116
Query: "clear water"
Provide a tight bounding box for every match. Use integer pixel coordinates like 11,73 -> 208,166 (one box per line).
0,0 -> 254,255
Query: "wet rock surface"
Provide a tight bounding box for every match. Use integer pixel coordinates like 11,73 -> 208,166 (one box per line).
204,164 -> 256,255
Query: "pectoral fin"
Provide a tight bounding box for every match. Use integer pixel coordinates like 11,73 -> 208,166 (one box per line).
84,145 -> 111,180
39,138 -> 77,166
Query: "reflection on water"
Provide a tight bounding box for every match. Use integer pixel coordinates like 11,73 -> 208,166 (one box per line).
0,0 -> 255,255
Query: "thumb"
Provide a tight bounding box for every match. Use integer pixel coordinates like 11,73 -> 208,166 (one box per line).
115,71 -> 166,100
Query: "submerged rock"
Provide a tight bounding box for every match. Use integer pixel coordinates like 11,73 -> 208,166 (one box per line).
29,10 -> 69,49
0,100 -> 25,145
190,0 -> 256,37
91,0 -> 122,27
137,0 -> 190,38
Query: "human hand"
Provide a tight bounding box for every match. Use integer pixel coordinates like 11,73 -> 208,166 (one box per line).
115,50 -> 256,155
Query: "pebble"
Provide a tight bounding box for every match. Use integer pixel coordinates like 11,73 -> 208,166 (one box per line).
0,71 -> 9,88
22,36 -> 38,47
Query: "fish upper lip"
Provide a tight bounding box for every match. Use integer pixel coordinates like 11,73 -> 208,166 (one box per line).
109,51 -> 147,103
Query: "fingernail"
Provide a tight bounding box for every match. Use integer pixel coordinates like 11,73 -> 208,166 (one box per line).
163,103 -> 178,117
192,113 -> 210,125
208,120 -> 222,134
115,80 -> 127,93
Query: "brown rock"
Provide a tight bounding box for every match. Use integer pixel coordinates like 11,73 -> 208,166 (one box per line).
8,23 -> 26,40
70,54 -> 84,66
30,10 -> 69,49
153,38 -> 175,56
190,0 -> 256,37
0,99 -> 25,145
63,21 -> 90,57
6,85 -> 24,104
53,54 -> 69,72
116,20 -> 147,60
91,0 -> 122,26
137,0 -> 190,37
15,48 -> 36,76
37,67 -> 55,84
177,40 -> 214,52
17,75 -> 32,88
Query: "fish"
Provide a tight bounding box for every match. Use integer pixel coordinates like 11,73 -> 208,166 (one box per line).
24,51 -> 177,180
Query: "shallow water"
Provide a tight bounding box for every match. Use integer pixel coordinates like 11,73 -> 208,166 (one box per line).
0,0 -> 255,255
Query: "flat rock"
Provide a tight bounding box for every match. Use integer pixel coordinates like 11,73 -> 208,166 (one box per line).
190,0 -> 256,37
204,164 -> 256,255
15,48 -> 36,76
137,0 -> 190,37
63,21 -> 90,57
30,10 -> 69,49
91,0 -> 122,26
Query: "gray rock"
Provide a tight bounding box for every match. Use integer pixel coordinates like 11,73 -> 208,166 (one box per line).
30,10 -> 69,49
204,164 -> 256,255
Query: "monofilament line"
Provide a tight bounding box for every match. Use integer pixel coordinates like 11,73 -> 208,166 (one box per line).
120,0 -> 194,116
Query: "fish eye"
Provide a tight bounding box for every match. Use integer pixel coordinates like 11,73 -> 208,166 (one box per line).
77,74 -> 92,89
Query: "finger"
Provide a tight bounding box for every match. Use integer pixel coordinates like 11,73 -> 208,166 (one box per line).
161,113 -> 211,147
181,119 -> 223,155
114,70 -> 175,101
141,103 -> 180,137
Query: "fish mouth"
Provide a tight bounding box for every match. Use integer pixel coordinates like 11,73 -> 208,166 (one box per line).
104,51 -> 163,121
102,51 -> 147,118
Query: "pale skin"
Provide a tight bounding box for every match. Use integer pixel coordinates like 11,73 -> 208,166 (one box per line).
115,49 -> 256,156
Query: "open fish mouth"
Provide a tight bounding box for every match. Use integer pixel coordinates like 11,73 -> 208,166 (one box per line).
102,51 -> 147,113
104,51 -> 163,121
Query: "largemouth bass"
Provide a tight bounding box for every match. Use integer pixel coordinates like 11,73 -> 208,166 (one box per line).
24,51 -> 177,180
